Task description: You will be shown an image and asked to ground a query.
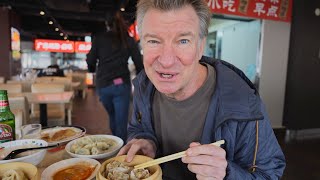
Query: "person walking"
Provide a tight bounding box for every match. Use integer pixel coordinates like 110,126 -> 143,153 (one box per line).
86,11 -> 143,142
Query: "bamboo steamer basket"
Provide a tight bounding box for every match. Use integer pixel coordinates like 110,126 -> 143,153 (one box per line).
0,162 -> 39,180
97,155 -> 162,180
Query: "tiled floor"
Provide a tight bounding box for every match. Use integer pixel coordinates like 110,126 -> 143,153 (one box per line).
72,88 -> 320,180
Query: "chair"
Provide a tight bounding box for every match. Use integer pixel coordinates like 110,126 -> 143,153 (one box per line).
30,83 -> 67,126
9,96 -> 30,125
70,72 -> 87,99
6,80 -> 32,92
0,76 -> 4,83
0,83 -> 23,93
51,77 -> 72,91
11,109 -> 23,139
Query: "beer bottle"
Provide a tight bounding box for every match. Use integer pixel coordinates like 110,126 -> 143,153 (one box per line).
0,90 -> 15,143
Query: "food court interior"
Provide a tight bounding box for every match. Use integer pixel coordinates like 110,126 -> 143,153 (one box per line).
0,0 -> 320,179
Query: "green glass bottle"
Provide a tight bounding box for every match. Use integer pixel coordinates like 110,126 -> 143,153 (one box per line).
0,90 -> 15,143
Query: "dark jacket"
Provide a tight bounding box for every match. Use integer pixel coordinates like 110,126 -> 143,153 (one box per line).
128,56 -> 286,179
86,31 -> 143,88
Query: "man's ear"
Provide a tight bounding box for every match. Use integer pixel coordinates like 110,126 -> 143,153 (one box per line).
198,38 -> 206,60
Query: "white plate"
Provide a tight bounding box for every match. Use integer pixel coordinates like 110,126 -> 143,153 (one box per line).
65,135 -> 124,159
40,126 -> 86,145
41,158 -> 101,180
0,139 -> 47,165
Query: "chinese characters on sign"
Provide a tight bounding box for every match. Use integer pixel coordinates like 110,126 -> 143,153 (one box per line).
207,0 -> 292,22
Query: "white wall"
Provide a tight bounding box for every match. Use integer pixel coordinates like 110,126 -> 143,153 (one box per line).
220,20 -> 261,81
259,20 -> 291,128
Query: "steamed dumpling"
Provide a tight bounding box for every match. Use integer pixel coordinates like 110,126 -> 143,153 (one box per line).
107,171 -> 129,180
91,146 -> 102,155
70,143 -> 81,153
75,147 -> 90,155
130,169 -> 150,180
83,143 -> 95,150
96,142 -> 111,150
77,137 -> 93,146
106,161 -> 131,174
2,169 -> 27,180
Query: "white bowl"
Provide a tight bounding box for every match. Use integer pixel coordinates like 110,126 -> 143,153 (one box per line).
65,135 -> 123,159
41,157 -> 101,180
0,139 -> 47,165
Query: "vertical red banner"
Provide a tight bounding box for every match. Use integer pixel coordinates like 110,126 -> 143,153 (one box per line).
206,0 -> 292,22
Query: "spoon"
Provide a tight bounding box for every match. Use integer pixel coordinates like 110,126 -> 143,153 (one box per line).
1,143 -> 59,160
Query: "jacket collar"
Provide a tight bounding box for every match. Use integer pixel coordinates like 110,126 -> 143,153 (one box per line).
132,56 -> 264,128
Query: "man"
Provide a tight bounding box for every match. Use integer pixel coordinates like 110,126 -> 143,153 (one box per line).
118,0 -> 286,179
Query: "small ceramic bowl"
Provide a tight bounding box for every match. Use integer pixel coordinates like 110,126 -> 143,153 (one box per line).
65,135 -> 123,159
41,157 -> 101,180
0,139 -> 47,165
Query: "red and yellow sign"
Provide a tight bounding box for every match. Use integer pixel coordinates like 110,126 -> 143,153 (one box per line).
206,0 -> 292,22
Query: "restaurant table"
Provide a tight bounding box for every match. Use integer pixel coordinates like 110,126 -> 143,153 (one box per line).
9,91 -> 74,127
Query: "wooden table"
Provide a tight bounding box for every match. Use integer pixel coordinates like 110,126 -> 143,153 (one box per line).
9,92 -> 74,127
37,146 -> 71,175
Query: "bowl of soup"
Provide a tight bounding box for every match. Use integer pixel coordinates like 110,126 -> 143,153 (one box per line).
41,157 -> 101,180
97,155 -> 162,180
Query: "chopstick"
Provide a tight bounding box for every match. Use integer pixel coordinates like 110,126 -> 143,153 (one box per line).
134,140 -> 225,170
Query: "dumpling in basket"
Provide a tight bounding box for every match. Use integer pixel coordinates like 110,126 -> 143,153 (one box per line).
107,171 -> 130,180
106,161 -> 131,174
130,168 -> 150,180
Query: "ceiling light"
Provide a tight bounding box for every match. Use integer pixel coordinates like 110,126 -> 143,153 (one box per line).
120,7 -> 125,11
64,36 -> 67,40
60,33 -> 63,36
49,21 -> 53,25
40,11 -> 45,15
55,28 -> 59,31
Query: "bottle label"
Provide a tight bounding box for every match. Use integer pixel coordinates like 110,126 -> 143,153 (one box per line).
0,100 -> 9,107
0,124 -> 13,143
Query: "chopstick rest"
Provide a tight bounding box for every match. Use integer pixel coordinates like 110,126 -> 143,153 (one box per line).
134,140 -> 225,169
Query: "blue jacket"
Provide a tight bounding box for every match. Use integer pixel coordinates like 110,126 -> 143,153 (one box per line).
128,56 -> 286,179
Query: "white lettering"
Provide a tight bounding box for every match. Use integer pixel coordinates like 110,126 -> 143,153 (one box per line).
223,0 -> 236,12
253,3 -> 266,16
208,0 -> 221,9
267,5 -> 278,17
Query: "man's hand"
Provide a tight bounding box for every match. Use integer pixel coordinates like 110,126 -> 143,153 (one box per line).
117,138 -> 157,162
181,142 -> 227,180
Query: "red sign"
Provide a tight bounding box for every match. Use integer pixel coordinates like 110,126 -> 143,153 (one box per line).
35,39 -> 74,53
206,0 -> 292,22
74,41 -> 92,53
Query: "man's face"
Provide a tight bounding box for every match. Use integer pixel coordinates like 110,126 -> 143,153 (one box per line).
141,5 -> 206,100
